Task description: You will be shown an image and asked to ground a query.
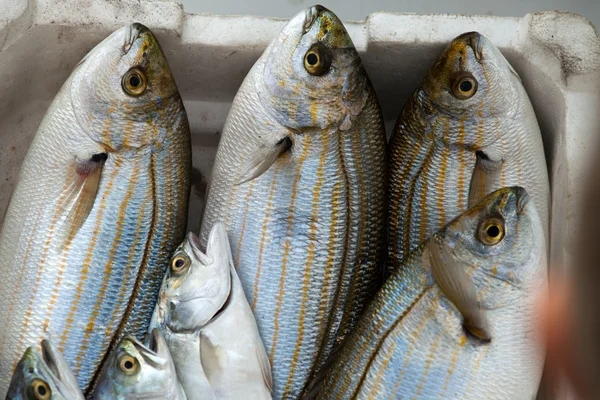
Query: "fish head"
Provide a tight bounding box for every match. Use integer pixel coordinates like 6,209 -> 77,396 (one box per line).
93,334 -> 176,398
261,5 -> 368,131
158,223 -> 232,333
70,23 -> 181,151
5,344 -> 80,400
422,32 -> 521,121
439,186 -> 545,298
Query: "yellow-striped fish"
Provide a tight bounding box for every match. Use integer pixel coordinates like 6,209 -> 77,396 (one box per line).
0,23 -> 191,396
314,187 -> 547,399
388,32 -> 550,267
200,5 -> 387,398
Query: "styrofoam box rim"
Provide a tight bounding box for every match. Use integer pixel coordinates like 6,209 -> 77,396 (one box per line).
0,0 -> 599,268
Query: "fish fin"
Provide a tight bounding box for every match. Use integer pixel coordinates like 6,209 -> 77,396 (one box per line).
256,346 -> 273,392
468,149 -> 503,208
236,136 -> 292,185
54,153 -> 107,248
428,238 -> 491,341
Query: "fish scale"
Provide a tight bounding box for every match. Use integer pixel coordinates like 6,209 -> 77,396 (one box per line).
0,24 -> 190,396
388,33 -> 549,267
200,6 -> 386,398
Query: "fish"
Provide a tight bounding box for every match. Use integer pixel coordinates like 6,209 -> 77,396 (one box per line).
151,223 -> 272,400
0,23 -> 191,396
199,5 -> 387,397
313,186 -> 548,399
150,226 -> 232,400
6,340 -> 84,400
91,329 -> 186,400
388,31 -> 550,268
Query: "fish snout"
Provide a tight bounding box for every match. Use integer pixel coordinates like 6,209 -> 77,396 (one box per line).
123,23 -> 150,53
455,31 -> 484,61
303,5 -> 326,33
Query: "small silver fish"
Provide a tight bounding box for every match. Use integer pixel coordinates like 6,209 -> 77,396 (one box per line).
6,340 -> 84,400
315,187 -> 547,399
151,223 -> 272,400
91,329 -> 186,400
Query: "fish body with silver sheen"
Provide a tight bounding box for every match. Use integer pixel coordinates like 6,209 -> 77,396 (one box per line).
0,23 -> 191,395
388,32 -> 550,266
200,6 -> 387,398
317,187 -> 547,399
150,223 -> 272,400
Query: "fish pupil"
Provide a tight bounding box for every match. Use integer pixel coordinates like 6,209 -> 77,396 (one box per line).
124,360 -> 133,369
129,75 -> 141,88
460,80 -> 472,92
487,225 -> 500,238
307,53 -> 319,66
37,386 -> 46,396
175,259 -> 184,268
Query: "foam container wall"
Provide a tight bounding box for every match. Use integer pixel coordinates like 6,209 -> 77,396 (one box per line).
0,0 -> 599,270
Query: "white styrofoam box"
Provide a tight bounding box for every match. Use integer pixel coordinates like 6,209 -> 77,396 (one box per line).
0,0 -> 598,267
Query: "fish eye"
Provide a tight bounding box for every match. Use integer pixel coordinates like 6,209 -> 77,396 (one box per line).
451,72 -> 478,99
171,253 -> 191,275
304,43 -> 332,76
478,218 -> 505,246
118,355 -> 138,375
122,67 -> 147,96
30,379 -> 51,400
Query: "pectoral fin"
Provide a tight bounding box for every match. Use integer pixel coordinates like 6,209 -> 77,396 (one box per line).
468,149 -> 503,208
55,153 -> 107,248
236,136 -> 292,185
256,346 -> 273,392
428,238 -> 491,341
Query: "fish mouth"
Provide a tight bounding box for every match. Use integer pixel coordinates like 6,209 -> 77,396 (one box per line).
515,187 -> 530,214
457,31 -> 483,61
123,23 -> 150,54
186,231 -> 212,266
303,5 -> 326,34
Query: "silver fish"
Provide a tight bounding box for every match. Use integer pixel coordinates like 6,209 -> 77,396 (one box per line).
91,329 -> 186,400
199,5 -> 387,397
6,340 -> 84,400
388,32 -> 550,267
0,23 -> 191,395
151,223 -> 272,400
315,187 -> 547,399
150,226 -> 230,400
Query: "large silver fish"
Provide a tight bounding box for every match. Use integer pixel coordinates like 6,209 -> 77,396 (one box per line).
91,329 -> 186,400
6,340 -> 84,400
200,5 -> 387,397
315,187 -> 547,399
0,23 -> 191,395
388,32 -> 549,266
151,223 -> 272,400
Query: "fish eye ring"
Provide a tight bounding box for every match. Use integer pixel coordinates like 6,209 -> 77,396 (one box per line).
304,42 -> 332,76
31,379 -> 51,400
171,253 -> 191,275
122,67 -> 147,97
478,218 -> 505,246
451,72 -> 478,100
118,355 -> 138,375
